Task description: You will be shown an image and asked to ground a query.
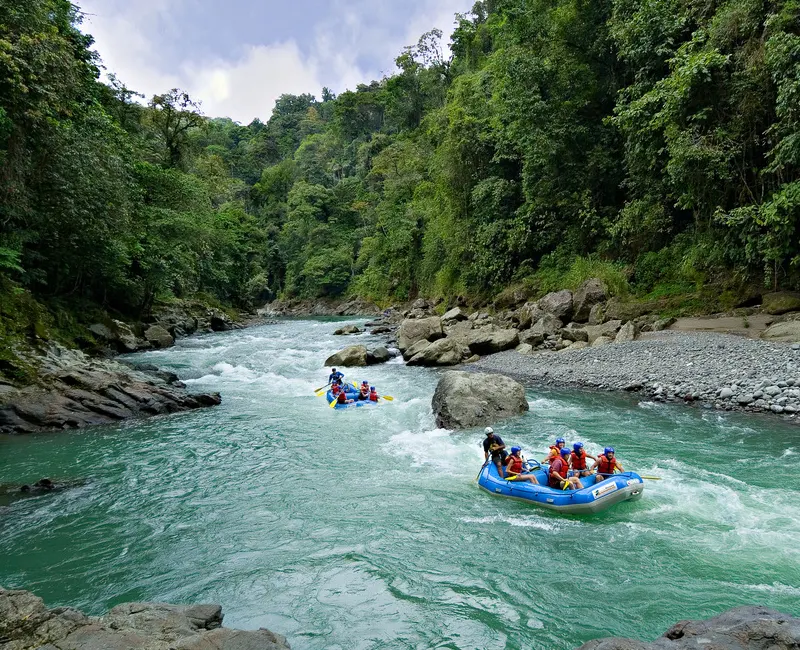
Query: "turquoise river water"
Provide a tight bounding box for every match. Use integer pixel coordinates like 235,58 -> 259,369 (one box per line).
1,319 -> 799,649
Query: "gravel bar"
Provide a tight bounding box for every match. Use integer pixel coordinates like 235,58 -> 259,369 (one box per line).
472,331 -> 800,420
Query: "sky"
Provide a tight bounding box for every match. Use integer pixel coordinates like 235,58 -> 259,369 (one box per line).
78,0 -> 475,124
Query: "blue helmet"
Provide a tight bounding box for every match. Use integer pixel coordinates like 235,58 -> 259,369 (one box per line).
604,447 -> 615,455
511,446 -> 521,454
560,448 -> 571,457
573,442 -> 584,451
370,386 -> 376,390
556,437 -> 565,445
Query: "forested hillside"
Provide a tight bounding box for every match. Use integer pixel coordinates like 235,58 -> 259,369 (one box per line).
2,0 -> 799,329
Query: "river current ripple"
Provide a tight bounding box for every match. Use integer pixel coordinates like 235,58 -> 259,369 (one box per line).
1,319 -> 799,649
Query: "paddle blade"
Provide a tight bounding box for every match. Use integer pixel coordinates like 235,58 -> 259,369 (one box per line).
381,395 -> 394,401
641,475 -> 662,480
329,398 -> 338,408
314,384 -> 330,393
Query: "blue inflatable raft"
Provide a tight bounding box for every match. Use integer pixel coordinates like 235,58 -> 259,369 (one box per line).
325,388 -> 379,409
477,461 -> 644,514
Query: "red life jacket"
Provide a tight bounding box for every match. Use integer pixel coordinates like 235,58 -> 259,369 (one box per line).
571,450 -> 587,470
337,391 -> 347,404
597,454 -> 617,475
369,391 -> 378,402
549,457 -> 569,486
507,455 -> 524,474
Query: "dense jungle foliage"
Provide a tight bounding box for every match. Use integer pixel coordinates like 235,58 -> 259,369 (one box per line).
1,0 -> 799,321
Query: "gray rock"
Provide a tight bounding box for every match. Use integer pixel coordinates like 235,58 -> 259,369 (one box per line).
441,307 -> 468,323
584,320 -> 623,344
407,338 -> 467,366
397,317 -> 444,354
572,279 -> 607,322
144,325 -> 174,349
324,345 -> 368,367
516,343 -> 534,355
591,335 -> 614,348
737,394 -> 754,405
615,321 -> 638,344
467,328 -> 520,355
334,324 -> 361,335
0,587 -> 290,650
530,314 -> 564,338
366,347 -> 391,365
762,291 -> 800,315
762,321 -> 800,342
539,290 -> 574,321
764,385 -> 782,396
652,317 -> 676,332
431,371 -> 529,429
560,328 -> 589,343
576,606 -> 800,650
516,302 -> 545,330
771,404 -> 785,413
403,339 -> 431,360
588,303 -> 606,325
719,387 -> 734,399
567,341 -> 590,351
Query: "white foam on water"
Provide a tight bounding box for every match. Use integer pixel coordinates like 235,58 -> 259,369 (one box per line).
459,514 -> 574,532
382,428 -> 479,473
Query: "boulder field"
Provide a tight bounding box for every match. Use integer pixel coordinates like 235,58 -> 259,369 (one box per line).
0,587 -> 290,650
0,342 -> 221,435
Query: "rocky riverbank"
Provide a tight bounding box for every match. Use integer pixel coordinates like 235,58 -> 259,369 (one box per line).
473,330 -> 800,418
0,341 -> 221,434
0,587 -> 289,649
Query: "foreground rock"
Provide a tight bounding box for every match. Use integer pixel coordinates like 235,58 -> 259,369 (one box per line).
431,371 -> 529,429
577,606 -> 800,650
0,478 -> 86,507
0,586 -> 290,650
0,343 -> 221,435
474,331 -> 800,419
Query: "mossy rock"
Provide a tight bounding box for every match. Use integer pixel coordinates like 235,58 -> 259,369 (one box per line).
762,292 -> 800,315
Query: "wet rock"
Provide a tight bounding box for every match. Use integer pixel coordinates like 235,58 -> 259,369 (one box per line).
0,343 -> 220,435
334,325 -> 362,335
209,312 -> 232,332
324,345 -> 368,367
0,587 -> 290,650
407,338 -> 467,366
572,279 -> 607,323
403,339 -> 431,360
576,606 -> 800,650
369,326 -> 394,335
366,347 -> 391,365
88,320 -> 142,353
144,325 -> 174,349
431,371 -> 529,429
539,290 -> 574,321
397,317 -> 444,354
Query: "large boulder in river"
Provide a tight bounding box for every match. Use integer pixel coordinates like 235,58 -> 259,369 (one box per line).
0,586 -> 290,650
397,316 -> 444,354
432,371 -> 529,429
539,290 -> 573,321
145,325 -> 174,349
467,328 -> 520,355
324,345 -> 368,367
334,324 -> 362,335
366,346 -> 391,364
407,338 -> 467,366
761,321 -> 800,342
576,606 -> 800,650
572,279 -> 607,323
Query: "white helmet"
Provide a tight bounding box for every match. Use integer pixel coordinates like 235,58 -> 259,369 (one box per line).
484,427 -> 494,435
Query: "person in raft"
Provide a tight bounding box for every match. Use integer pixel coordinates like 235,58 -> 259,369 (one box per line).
328,368 -> 345,386
569,442 -> 597,478
550,448 -> 584,490
592,447 -> 623,481
357,381 -> 370,400
542,437 -> 566,463
483,427 -> 508,475
369,386 -> 379,402
332,384 -> 353,405
503,447 -> 539,484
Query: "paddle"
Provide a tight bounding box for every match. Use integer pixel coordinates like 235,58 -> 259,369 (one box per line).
329,397 -> 339,408
314,382 -> 331,394
640,475 -> 662,480
380,395 -> 394,401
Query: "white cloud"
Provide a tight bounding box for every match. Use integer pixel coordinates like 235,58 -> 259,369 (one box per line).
78,0 -> 474,123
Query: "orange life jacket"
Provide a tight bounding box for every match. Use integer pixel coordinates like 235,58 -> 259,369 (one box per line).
507,455 -> 524,475
597,454 -> 618,475
369,391 -> 378,402
571,450 -> 587,470
549,457 -> 569,486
